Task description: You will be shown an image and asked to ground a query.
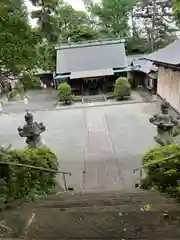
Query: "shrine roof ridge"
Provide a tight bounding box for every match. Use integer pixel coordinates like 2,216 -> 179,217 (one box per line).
55,38 -> 125,50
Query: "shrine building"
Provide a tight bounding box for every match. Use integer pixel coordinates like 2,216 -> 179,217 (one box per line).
55,39 -> 128,95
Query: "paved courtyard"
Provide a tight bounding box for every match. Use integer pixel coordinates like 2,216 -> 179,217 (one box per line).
0,88 -> 157,114
0,102 -> 158,191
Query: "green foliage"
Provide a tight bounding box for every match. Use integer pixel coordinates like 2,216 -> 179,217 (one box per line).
85,0 -> 136,38
114,77 -> 131,100
29,0 -> 61,72
141,145 -> 180,195
133,0 -> 177,52
14,82 -> 24,95
21,73 -> 41,90
173,124 -> 180,137
0,0 -> 39,76
58,83 -> 73,104
84,0 -> 177,52
0,147 -> 59,207
30,0 -> 60,43
8,81 -> 25,101
7,90 -> 19,101
64,25 -> 100,42
126,37 -> 151,54
173,0 -> 180,25
57,3 -> 99,42
36,43 -> 56,71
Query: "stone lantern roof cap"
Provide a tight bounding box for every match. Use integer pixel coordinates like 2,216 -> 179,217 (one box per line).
25,111 -> 33,122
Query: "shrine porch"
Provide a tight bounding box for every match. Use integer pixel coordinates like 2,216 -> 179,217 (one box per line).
68,72 -> 127,96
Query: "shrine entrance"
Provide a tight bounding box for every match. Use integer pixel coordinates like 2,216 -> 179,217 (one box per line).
82,76 -> 108,95
69,75 -> 116,96
83,78 -> 103,95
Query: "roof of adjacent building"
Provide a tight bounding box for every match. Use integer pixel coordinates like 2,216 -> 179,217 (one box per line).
145,39 -> 180,65
127,54 -> 146,64
56,39 -> 127,77
127,54 -> 157,74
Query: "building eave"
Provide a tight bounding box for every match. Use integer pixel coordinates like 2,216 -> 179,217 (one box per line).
55,39 -> 126,50
150,61 -> 180,70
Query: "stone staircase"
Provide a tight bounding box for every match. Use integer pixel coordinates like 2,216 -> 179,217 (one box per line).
82,94 -> 107,103
1,189 -> 180,239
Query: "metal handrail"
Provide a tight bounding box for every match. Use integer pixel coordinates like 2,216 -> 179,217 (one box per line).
0,161 -> 71,191
133,153 -> 180,173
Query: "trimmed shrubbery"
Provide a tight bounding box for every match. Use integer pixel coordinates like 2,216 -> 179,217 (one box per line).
8,89 -> 19,101
0,147 -> 59,208
114,77 -> 131,100
140,145 -> 180,197
21,73 -> 41,90
58,82 -> 73,104
8,82 -> 25,101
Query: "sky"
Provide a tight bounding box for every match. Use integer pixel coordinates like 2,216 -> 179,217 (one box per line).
65,0 -> 85,10
26,0 -> 85,12
25,0 -> 85,26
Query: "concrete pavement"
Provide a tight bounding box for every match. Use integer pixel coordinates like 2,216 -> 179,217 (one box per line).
0,102 -> 158,191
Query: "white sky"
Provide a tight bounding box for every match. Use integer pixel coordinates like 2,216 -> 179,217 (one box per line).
25,0 -> 85,26
65,0 -> 85,10
26,0 -> 85,12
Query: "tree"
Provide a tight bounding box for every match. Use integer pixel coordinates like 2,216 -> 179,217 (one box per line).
64,25 -> 100,42
29,0 -> 62,72
30,1 -> 99,71
30,0 -> 60,43
0,0 -> 38,77
84,0 -> 136,38
84,0 -> 177,53
36,43 -> 56,71
57,3 -> 99,42
114,77 -> 131,100
173,0 -> 180,25
133,0 -> 177,52
126,37 -> 151,54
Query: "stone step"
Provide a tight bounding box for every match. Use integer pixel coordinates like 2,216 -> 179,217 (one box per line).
0,190 -> 180,239
82,95 -> 106,103
2,210 -> 180,239
37,190 -> 177,209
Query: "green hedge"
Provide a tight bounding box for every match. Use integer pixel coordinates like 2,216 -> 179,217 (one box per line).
141,145 -> 180,196
8,82 -> 25,101
8,89 -> 19,100
0,147 -> 59,207
58,82 -> 73,104
114,77 -> 131,100
21,73 -> 41,90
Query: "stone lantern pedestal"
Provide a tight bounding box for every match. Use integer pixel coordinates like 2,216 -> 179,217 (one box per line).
18,111 -> 46,148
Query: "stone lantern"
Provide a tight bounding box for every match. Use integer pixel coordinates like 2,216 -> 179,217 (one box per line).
18,111 -> 46,148
149,101 -> 179,146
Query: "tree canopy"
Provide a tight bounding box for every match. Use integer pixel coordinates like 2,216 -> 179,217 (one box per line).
84,0 -> 136,38
0,0 -> 38,77
133,0 -> 177,52
173,0 -> 180,25
30,0 -> 100,71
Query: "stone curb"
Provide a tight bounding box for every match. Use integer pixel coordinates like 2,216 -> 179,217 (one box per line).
2,100 -> 24,105
1,100 -> 158,115
55,100 -> 157,111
